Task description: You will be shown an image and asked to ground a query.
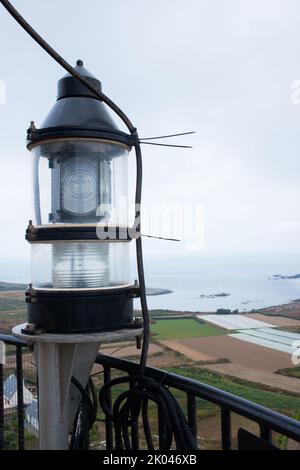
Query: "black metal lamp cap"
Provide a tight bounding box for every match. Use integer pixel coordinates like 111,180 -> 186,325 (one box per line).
57,59 -> 102,100
27,60 -> 132,148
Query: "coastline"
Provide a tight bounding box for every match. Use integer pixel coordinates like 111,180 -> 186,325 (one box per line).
1,280 -> 300,324
135,300 -> 300,321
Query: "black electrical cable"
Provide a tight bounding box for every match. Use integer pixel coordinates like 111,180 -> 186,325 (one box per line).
99,375 -> 198,450
134,142 -> 150,375
70,377 -> 98,450
1,0 -> 198,450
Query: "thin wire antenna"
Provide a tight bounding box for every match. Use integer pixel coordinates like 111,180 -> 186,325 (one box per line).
142,234 -> 181,242
140,142 -> 193,149
139,131 -> 196,141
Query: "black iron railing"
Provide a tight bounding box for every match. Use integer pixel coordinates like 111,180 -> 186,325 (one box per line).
95,354 -> 300,450
1,334 -> 300,450
0,334 -> 29,450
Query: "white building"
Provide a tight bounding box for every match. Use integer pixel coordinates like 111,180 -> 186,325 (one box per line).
3,374 -> 33,409
25,399 -> 39,435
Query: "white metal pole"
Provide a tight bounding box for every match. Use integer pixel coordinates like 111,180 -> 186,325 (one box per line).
12,323 -> 143,450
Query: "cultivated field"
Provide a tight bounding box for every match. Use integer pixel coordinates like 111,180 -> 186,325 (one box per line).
160,340 -> 217,363
228,329 -> 299,354
99,342 -> 163,359
244,313 -> 300,327
150,318 -> 226,340
0,290 -> 26,332
207,363 -> 300,395
258,301 -> 300,320
197,313 -> 274,330
162,335 -> 293,372
1,284 -> 300,449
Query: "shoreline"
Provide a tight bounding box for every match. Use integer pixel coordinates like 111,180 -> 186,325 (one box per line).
1,281 -> 300,321
134,300 -> 300,320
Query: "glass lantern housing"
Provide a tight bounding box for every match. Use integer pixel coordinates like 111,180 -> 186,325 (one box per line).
25,60 -> 136,333
32,140 -> 129,226
30,139 -> 130,291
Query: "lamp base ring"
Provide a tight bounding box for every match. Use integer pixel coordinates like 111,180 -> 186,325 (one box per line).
26,286 -> 135,334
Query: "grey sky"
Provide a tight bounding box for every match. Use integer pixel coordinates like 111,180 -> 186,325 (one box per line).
1,0 -> 300,259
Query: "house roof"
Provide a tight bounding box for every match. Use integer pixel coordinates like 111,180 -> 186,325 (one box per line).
3,374 -> 17,400
25,398 -> 38,420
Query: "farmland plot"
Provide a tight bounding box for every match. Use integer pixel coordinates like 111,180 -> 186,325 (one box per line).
198,314 -> 274,330
229,327 -> 300,354
228,333 -> 293,354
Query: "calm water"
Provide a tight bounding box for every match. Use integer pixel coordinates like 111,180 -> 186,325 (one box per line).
1,254 -> 300,312
140,253 -> 300,312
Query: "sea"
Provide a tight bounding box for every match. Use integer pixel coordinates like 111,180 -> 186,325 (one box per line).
1,253 -> 300,313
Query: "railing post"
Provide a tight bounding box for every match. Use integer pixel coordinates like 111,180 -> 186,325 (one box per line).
260,425 -> 272,444
158,401 -> 166,450
103,366 -> 113,450
130,375 -> 139,450
221,407 -> 231,450
187,394 -> 197,441
0,363 -> 4,450
16,346 -> 25,450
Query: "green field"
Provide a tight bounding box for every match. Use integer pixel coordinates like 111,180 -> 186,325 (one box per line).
134,309 -> 194,319
0,282 -> 27,291
0,291 -> 27,333
0,298 -> 26,311
151,318 -> 226,340
92,365 -> 300,450
168,366 -> 300,416
277,366 -> 300,380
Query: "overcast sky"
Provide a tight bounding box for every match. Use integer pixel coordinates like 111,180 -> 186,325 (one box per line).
1,0 -> 300,260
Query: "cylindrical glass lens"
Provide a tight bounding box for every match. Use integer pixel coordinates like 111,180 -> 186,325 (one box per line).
31,140 -> 129,225
31,241 -> 130,289
52,243 -> 109,288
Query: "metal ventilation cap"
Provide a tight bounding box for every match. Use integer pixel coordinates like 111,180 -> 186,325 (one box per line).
57,59 -> 102,100
27,60 -> 131,148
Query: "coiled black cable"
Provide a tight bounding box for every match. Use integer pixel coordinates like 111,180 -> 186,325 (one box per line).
99,375 -> 197,450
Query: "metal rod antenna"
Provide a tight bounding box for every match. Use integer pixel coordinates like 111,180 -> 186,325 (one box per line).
142,234 -> 181,242
139,131 -> 195,141
140,142 -> 193,149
